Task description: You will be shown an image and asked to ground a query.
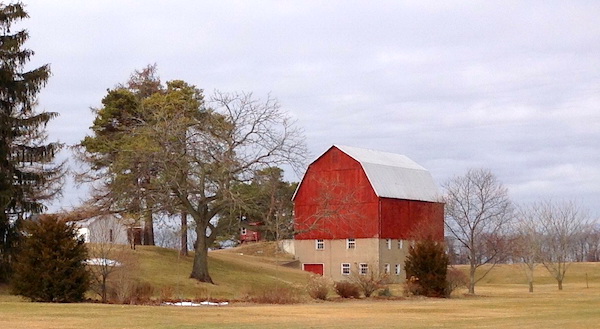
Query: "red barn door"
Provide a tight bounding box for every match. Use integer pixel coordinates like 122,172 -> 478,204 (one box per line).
303,264 -> 324,275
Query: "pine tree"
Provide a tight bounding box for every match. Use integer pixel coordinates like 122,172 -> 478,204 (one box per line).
78,65 -> 163,246
0,2 -> 64,282
404,239 -> 450,297
11,215 -> 89,302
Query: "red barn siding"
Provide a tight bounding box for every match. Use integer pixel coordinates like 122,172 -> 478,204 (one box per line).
294,147 -> 380,239
379,198 -> 444,241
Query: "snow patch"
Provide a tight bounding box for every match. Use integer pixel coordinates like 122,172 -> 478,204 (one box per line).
162,301 -> 229,307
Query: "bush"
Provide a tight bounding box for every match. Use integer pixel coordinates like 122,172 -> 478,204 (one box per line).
404,239 -> 449,297
446,267 -> 468,295
244,285 -> 301,304
349,268 -> 389,297
403,276 -> 423,297
377,287 -> 393,297
10,215 -> 89,302
108,279 -> 154,304
306,274 -> 330,300
333,281 -> 360,298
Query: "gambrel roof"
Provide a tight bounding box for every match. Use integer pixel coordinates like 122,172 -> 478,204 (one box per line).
301,145 -> 440,202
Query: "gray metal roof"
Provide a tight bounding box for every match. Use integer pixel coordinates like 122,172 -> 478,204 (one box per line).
335,145 -> 440,202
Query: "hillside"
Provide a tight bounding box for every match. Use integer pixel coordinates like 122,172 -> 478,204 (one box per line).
93,242 -> 310,301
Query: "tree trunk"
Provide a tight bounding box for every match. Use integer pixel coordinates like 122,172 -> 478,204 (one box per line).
142,208 -> 154,246
190,224 -> 213,283
558,279 -> 563,290
528,280 -> 534,293
180,211 -> 188,256
468,255 -> 476,294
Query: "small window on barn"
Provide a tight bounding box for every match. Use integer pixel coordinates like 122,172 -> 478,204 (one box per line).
359,263 -> 368,275
398,239 -> 403,249
241,227 -> 247,235
347,238 -> 356,249
341,263 -> 351,275
384,263 -> 390,274
395,264 -> 401,275
316,239 -> 324,250
386,239 -> 392,249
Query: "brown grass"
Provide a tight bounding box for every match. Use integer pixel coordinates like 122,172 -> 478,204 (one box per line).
2,244 -> 600,328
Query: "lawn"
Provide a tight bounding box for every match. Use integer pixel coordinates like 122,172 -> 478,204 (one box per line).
2,244 -> 600,328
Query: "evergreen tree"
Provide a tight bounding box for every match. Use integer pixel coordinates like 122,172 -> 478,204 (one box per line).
0,2 -> 64,282
11,215 -> 89,302
78,65 -> 163,246
404,239 -> 450,297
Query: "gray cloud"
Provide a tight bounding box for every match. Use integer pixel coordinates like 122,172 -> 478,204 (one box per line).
20,1 -> 600,217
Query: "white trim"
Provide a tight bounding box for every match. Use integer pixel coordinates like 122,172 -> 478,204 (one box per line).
341,263 -> 351,275
359,263 -> 369,275
347,238 -> 356,249
316,239 -> 324,250
395,264 -> 401,275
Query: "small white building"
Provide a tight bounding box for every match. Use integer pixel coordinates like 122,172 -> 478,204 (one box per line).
75,215 -> 131,245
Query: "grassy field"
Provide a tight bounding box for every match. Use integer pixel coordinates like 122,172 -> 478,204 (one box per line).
2,243 -> 600,328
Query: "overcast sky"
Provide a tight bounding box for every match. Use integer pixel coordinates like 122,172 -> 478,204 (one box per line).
20,1 -> 600,217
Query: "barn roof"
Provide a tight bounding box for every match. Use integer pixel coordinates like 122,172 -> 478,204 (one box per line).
324,145 -> 440,202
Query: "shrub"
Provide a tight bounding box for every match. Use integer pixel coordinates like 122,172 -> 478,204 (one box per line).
306,274 -> 330,300
349,267 -> 390,297
109,279 -> 154,304
159,285 -> 174,302
244,285 -> 301,304
446,267 -> 468,295
10,215 -> 89,302
403,276 -> 423,297
377,287 -> 393,297
404,239 -> 449,297
333,281 -> 360,298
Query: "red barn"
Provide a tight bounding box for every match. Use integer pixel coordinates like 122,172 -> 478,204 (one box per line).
293,145 -> 444,281
240,222 -> 262,243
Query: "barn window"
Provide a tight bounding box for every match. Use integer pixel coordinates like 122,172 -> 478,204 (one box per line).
384,263 -> 390,274
395,264 -> 401,275
347,238 -> 356,249
341,263 -> 351,275
386,239 -> 391,249
241,227 -> 247,235
316,239 -> 324,250
398,239 -> 403,249
359,263 -> 368,275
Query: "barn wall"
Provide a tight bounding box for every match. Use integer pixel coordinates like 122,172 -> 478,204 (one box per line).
294,147 -> 380,240
294,238 -> 408,283
379,199 -> 445,241
294,238 -> 380,281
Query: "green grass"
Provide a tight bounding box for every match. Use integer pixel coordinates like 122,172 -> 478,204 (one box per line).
2,244 -> 600,328
82,242 -> 311,300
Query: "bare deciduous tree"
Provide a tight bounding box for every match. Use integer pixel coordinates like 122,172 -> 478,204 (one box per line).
534,200 -> 591,290
513,205 -> 544,293
138,89 -> 306,283
443,168 -> 513,294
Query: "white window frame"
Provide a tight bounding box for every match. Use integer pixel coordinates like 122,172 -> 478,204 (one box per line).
347,238 -> 356,249
395,264 -> 401,275
398,239 -> 403,249
241,227 -> 247,235
316,239 -> 324,250
384,263 -> 390,274
341,263 -> 351,275
386,238 -> 392,249
359,263 -> 368,275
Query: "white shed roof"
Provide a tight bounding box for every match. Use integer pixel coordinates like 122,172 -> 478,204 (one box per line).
335,145 -> 440,202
